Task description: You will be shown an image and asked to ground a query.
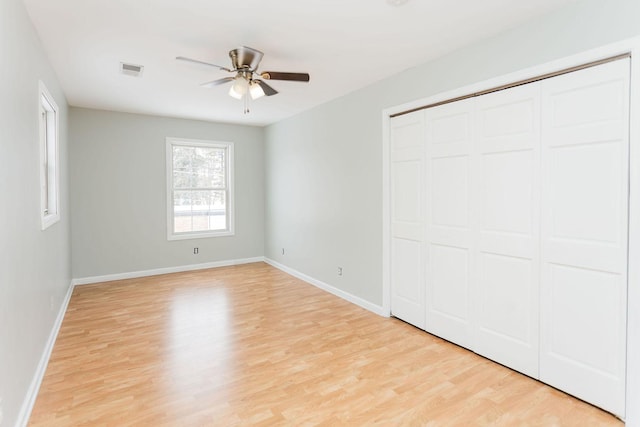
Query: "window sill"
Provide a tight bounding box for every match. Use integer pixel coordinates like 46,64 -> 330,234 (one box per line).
41,213 -> 60,230
167,230 -> 235,241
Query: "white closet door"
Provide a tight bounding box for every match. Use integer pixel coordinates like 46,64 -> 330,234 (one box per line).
540,58 -> 630,417
473,83 -> 541,378
425,98 -> 475,349
390,111 -> 425,329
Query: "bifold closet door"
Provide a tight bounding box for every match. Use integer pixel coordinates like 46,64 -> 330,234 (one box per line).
473,83 -> 540,378
390,111 -> 425,329
540,58 -> 629,417
425,98 -> 475,349
389,57 -> 629,417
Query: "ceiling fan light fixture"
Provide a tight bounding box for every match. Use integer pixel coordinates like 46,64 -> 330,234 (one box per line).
249,81 -> 265,100
228,76 -> 248,99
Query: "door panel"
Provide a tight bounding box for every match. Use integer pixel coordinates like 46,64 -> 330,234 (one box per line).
481,150 -> 534,236
425,98 -> 475,349
431,156 -> 469,228
390,111 -> 425,329
547,265 -> 623,374
474,83 -> 540,377
392,161 -> 421,223
430,244 -> 470,322
478,253 -> 533,342
391,238 -> 422,310
548,141 -> 623,245
540,58 -> 629,417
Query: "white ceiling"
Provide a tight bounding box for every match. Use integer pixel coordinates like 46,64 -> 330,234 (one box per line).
23,0 -> 579,126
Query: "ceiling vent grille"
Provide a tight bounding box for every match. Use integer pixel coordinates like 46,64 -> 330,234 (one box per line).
120,62 -> 144,77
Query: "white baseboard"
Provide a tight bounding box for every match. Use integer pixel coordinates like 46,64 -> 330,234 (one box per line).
17,281 -> 74,427
264,258 -> 387,317
72,257 -> 265,286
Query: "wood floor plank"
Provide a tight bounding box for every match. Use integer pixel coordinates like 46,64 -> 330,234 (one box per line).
29,262 -> 623,426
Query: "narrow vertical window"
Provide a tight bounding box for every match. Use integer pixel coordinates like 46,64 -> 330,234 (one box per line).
166,138 -> 234,240
39,81 -> 59,230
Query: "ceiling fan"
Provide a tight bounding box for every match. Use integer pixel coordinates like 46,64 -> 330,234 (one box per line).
176,46 -> 310,113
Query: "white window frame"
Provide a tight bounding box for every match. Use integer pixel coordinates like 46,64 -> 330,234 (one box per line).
166,137 -> 235,240
39,81 -> 60,230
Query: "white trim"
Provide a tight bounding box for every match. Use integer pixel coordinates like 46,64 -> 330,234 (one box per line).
381,110 -> 391,317
17,282 -> 74,427
165,137 -> 235,241
264,258 -> 387,317
382,36 -> 640,425
626,40 -> 640,427
72,257 -> 264,286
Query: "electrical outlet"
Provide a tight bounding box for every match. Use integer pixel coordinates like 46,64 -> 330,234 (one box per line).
49,296 -> 55,311
337,267 -> 343,276
193,247 -> 199,255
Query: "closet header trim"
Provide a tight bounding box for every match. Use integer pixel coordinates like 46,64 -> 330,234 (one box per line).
390,53 -> 630,118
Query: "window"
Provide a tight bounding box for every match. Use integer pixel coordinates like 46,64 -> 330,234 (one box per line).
39,81 -> 59,230
166,138 -> 234,240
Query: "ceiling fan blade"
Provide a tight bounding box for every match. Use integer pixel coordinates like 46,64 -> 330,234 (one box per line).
260,71 -> 310,82
255,79 -> 278,96
200,77 -> 235,88
176,56 -> 231,72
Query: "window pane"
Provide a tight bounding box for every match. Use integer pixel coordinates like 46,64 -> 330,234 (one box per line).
173,146 -> 225,189
194,147 -> 225,188
173,190 -> 192,233
173,146 -> 195,188
211,148 -> 226,188
173,190 -> 226,233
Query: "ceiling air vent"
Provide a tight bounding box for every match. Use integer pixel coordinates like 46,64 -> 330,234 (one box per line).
120,62 -> 144,77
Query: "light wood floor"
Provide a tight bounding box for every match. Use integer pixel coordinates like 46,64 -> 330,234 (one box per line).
29,262 -> 623,426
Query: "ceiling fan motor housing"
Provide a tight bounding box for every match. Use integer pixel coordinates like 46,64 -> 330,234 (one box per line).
229,46 -> 264,71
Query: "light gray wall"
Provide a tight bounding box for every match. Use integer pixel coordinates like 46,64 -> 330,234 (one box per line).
70,108 -> 264,279
264,0 -> 640,307
0,0 -> 71,425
